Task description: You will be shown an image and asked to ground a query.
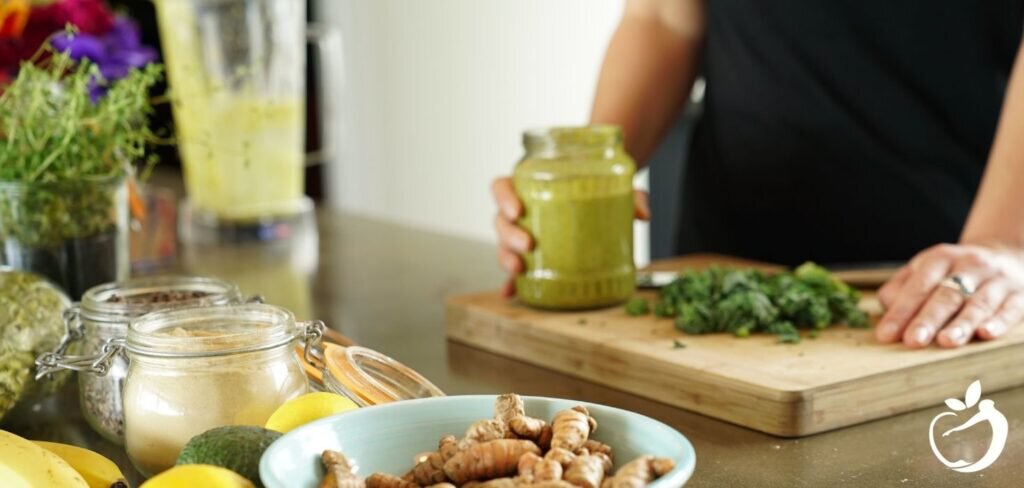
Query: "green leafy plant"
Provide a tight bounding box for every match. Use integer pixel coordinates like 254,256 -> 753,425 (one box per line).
644,262 -> 869,343
0,46 -> 163,247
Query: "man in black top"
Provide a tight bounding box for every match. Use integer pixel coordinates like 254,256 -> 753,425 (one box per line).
491,0 -> 1024,349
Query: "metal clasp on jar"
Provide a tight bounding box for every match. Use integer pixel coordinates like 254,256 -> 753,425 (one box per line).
300,320 -> 326,365
35,337 -> 126,379
34,304 -> 88,380
54,304 -> 84,357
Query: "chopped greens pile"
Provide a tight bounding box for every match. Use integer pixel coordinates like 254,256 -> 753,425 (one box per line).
633,262 -> 868,343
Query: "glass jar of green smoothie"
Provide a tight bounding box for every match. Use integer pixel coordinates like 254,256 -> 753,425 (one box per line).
514,126 -> 636,309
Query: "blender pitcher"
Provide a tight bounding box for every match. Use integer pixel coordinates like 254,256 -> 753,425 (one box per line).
155,0 -> 340,227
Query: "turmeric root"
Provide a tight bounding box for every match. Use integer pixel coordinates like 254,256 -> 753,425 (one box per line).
320,450 -> 365,488
550,406 -> 597,452
519,452 -> 563,483
494,393 -> 527,426
536,424 -> 554,451
497,393 -> 549,444
413,435 -> 460,485
576,440 -> 613,461
528,482 -> 576,488
439,435 -> 461,460
509,415 -> 548,440
365,473 -> 419,488
544,448 -> 576,468
601,456 -> 675,488
464,419 -> 510,444
443,439 -> 541,485
564,453 -> 611,488
475,478 -> 519,488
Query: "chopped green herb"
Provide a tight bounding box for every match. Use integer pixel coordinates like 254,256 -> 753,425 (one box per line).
635,262 -> 868,343
625,297 -> 649,316
672,339 -> 687,349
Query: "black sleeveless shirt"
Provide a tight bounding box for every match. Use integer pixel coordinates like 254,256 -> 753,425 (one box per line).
677,0 -> 1024,266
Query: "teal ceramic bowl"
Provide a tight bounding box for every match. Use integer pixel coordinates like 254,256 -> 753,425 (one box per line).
260,395 -> 696,487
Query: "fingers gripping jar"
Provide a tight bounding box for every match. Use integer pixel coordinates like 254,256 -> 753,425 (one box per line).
35,277 -> 247,444
118,304 -> 317,477
513,126 -> 637,309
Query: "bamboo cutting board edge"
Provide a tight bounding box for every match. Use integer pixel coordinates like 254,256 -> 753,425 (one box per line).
446,299 -> 813,435
446,290 -> 1024,436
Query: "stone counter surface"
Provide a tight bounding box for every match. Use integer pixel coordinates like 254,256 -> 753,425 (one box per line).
8,211 -> 1023,487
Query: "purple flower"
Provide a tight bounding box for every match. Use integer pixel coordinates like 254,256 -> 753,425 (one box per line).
51,16 -> 157,100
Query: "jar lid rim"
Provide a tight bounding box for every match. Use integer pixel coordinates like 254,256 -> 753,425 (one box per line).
322,344 -> 444,404
81,276 -> 242,322
125,303 -> 297,358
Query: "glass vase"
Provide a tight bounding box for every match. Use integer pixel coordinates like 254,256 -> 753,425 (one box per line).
0,177 -> 129,299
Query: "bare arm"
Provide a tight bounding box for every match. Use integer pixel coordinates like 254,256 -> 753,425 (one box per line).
961,43 -> 1024,247
590,0 -> 706,165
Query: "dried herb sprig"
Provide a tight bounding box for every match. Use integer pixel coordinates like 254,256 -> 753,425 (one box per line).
0,45 -> 163,247
0,47 -> 163,182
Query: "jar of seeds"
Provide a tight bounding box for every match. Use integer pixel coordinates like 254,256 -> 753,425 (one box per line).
35,276 -> 249,444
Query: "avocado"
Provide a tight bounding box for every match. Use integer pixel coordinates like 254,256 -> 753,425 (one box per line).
176,425 -> 282,487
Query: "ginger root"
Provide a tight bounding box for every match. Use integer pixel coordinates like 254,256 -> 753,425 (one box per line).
564,452 -> 612,488
320,450 -> 365,488
443,439 -> 541,485
550,406 -> 597,452
365,473 -> 419,488
601,456 -> 675,488
413,435 -> 460,485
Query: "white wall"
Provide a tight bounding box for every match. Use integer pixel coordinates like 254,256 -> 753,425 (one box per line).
319,1 -> 644,255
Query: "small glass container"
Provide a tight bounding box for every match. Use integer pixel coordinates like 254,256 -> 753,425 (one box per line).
35,276 -> 246,444
513,126 -> 637,309
301,343 -> 444,406
0,176 -> 129,299
117,304 -> 317,477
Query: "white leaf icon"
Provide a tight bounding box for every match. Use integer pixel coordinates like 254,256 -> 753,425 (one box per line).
945,398 -> 967,411
965,380 -> 982,408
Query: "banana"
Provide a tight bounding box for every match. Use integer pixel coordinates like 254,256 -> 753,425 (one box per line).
0,429 -> 88,488
34,441 -> 127,488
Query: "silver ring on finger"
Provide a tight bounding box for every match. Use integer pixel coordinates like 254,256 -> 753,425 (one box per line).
939,275 -> 977,298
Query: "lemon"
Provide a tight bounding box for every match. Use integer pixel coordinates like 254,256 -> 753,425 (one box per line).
140,464 -> 254,488
264,392 -> 359,433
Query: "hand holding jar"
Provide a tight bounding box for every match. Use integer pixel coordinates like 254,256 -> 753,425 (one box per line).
491,126 -> 649,309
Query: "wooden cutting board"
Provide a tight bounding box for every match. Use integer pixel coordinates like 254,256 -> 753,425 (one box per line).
446,254 -> 1024,437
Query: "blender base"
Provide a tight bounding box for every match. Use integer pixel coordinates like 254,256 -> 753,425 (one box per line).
178,197 -> 317,245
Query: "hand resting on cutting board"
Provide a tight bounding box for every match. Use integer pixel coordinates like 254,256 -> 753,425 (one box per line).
876,244 -> 1024,349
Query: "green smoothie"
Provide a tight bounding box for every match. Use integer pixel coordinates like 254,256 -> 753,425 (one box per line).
514,126 -> 636,310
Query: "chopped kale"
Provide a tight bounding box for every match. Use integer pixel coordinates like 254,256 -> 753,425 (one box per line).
639,262 -> 867,343
625,297 -> 650,316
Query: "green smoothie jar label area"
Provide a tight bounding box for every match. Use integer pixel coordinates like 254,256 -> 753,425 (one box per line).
514,126 -> 636,310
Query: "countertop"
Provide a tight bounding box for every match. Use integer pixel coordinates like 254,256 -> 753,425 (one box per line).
6,210 -> 1023,487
